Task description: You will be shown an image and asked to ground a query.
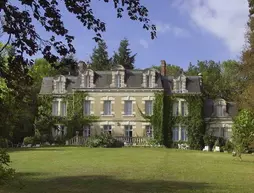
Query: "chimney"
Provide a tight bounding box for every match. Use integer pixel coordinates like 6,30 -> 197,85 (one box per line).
161,60 -> 167,76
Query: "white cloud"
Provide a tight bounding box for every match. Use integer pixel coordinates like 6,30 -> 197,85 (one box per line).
172,0 -> 249,54
155,21 -> 190,38
139,39 -> 149,49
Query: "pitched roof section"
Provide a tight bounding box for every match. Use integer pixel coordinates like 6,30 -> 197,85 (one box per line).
39,69 -> 165,94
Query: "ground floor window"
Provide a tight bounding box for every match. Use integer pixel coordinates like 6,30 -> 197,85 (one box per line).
145,125 -> 153,137
83,125 -> 91,137
125,125 -> 133,137
172,125 -> 187,142
103,125 -> 112,135
52,125 -> 66,138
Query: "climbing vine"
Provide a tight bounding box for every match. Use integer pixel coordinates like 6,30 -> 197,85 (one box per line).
142,92 -> 205,149
35,91 -> 98,139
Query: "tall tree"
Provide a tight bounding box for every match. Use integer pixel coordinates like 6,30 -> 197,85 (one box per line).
112,38 -> 136,69
238,0 -> 254,110
90,40 -> 111,71
55,54 -> 79,76
0,1 -> 156,64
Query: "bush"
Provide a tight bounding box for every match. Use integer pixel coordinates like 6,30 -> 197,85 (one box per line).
23,136 -> 34,145
0,137 -> 8,148
0,149 -> 15,185
224,140 -> 233,152
84,134 -> 124,148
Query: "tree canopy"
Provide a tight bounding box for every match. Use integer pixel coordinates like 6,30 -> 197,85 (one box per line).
0,0 -> 156,64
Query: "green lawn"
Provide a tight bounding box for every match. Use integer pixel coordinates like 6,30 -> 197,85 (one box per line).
2,147 -> 254,193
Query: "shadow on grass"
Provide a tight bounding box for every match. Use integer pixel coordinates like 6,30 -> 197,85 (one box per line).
3,172 -> 211,193
7,147 -> 66,152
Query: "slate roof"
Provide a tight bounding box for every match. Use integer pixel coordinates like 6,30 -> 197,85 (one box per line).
39,69 -> 164,94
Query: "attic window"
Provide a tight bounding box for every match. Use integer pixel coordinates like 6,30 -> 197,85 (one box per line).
53,75 -> 66,94
115,73 -> 121,88
80,69 -> 95,88
214,99 -> 227,117
143,69 -> 157,88
173,74 -> 187,93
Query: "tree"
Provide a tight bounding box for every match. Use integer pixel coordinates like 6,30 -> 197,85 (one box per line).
55,54 -> 79,76
90,40 -> 112,71
232,109 -> 254,160
112,38 -> 136,69
238,0 -> 254,110
152,63 -> 182,76
0,0 -> 156,64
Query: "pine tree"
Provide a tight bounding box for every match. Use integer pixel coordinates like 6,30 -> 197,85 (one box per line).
112,38 -> 136,69
90,40 -> 111,71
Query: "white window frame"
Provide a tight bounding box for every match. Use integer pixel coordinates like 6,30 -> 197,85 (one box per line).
142,69 -> 157,88
124,100 -> 133,115
121,96 -> 136,117
53,75 -> 66,94
145,125 -> 153,138
172,74 -> 187,93
80,69 -> 95,88
100,96 -> 115,116
52,99 -> 67,117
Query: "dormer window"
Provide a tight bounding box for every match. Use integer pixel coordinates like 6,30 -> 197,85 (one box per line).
214,99 -> 227,117
110,65 -> 126,88
143,69 -> 157,88
53,75 -> 66,94
80,69 -> 95,88
173,73 -> 187,93
115,73 -> 121,88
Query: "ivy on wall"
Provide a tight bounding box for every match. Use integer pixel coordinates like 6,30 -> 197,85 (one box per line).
142,92 -> 205,149
35,91 -> 98,139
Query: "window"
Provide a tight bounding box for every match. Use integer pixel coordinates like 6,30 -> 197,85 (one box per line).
146,125 -> 153,137
103,100 -> 111,115
216,104 -> 224,117
83,100 -> 91,115
83,125 -> 91,137
124,100 -> 132,115
103,125 -> 112,135
173,100 -> 188,116
175,81 -> 182,92
60,101 -> 67,116
125,125 -> 133,137
52,101 -> 58,116
115,74 -> 121,88
181,127 -> 187,141
172,126 -> 188,141
145,101 -> 153,115
146,75 -> 153,88
83,75 -> 90,87
172,127 -> 179,142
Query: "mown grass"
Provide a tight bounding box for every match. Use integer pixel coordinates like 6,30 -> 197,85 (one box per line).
1,147 -> 254,193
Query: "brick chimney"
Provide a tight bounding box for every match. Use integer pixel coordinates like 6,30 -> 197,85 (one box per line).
161,60 -> 167,76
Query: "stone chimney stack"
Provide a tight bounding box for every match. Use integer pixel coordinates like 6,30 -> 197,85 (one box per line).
161,60 -> 167,76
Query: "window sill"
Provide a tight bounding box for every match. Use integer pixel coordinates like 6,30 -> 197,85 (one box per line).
101,114 -> 114,117
122,114 -> 135,117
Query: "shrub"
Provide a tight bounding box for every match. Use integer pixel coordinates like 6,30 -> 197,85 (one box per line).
0,137 -> 8,148
224,140 -> 234,152
203,134 -> 217,150
84,134 -> 124,148
23,136 -> 34,145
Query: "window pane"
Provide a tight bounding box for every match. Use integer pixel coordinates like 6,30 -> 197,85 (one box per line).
125,125 -> 132,137
115,74 -> 121,88
146,125 -> 153,137
146,75 -> 150,87
83,125 -> 90,137
52,101 -> 58,116
84,100 -> 91,115
103,125 -> 112,135
61,102 -> 67,116
124,100 -> 132,115
104,101 -> 111,115
181,127 -> 187,141
86,75 -> 90,87
145,101 -> 153,115
172,127 -> 179,141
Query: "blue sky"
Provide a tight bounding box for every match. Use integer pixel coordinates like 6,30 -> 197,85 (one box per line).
1,0 -> 249,70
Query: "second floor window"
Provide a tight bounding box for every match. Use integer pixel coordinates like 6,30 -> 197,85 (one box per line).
52,100 -> 67,116
103,100 -> 112,115
145,100 -> 153,115
124,100 -> 132,115
173,100 -> 188,116
83,100 -> 91,115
